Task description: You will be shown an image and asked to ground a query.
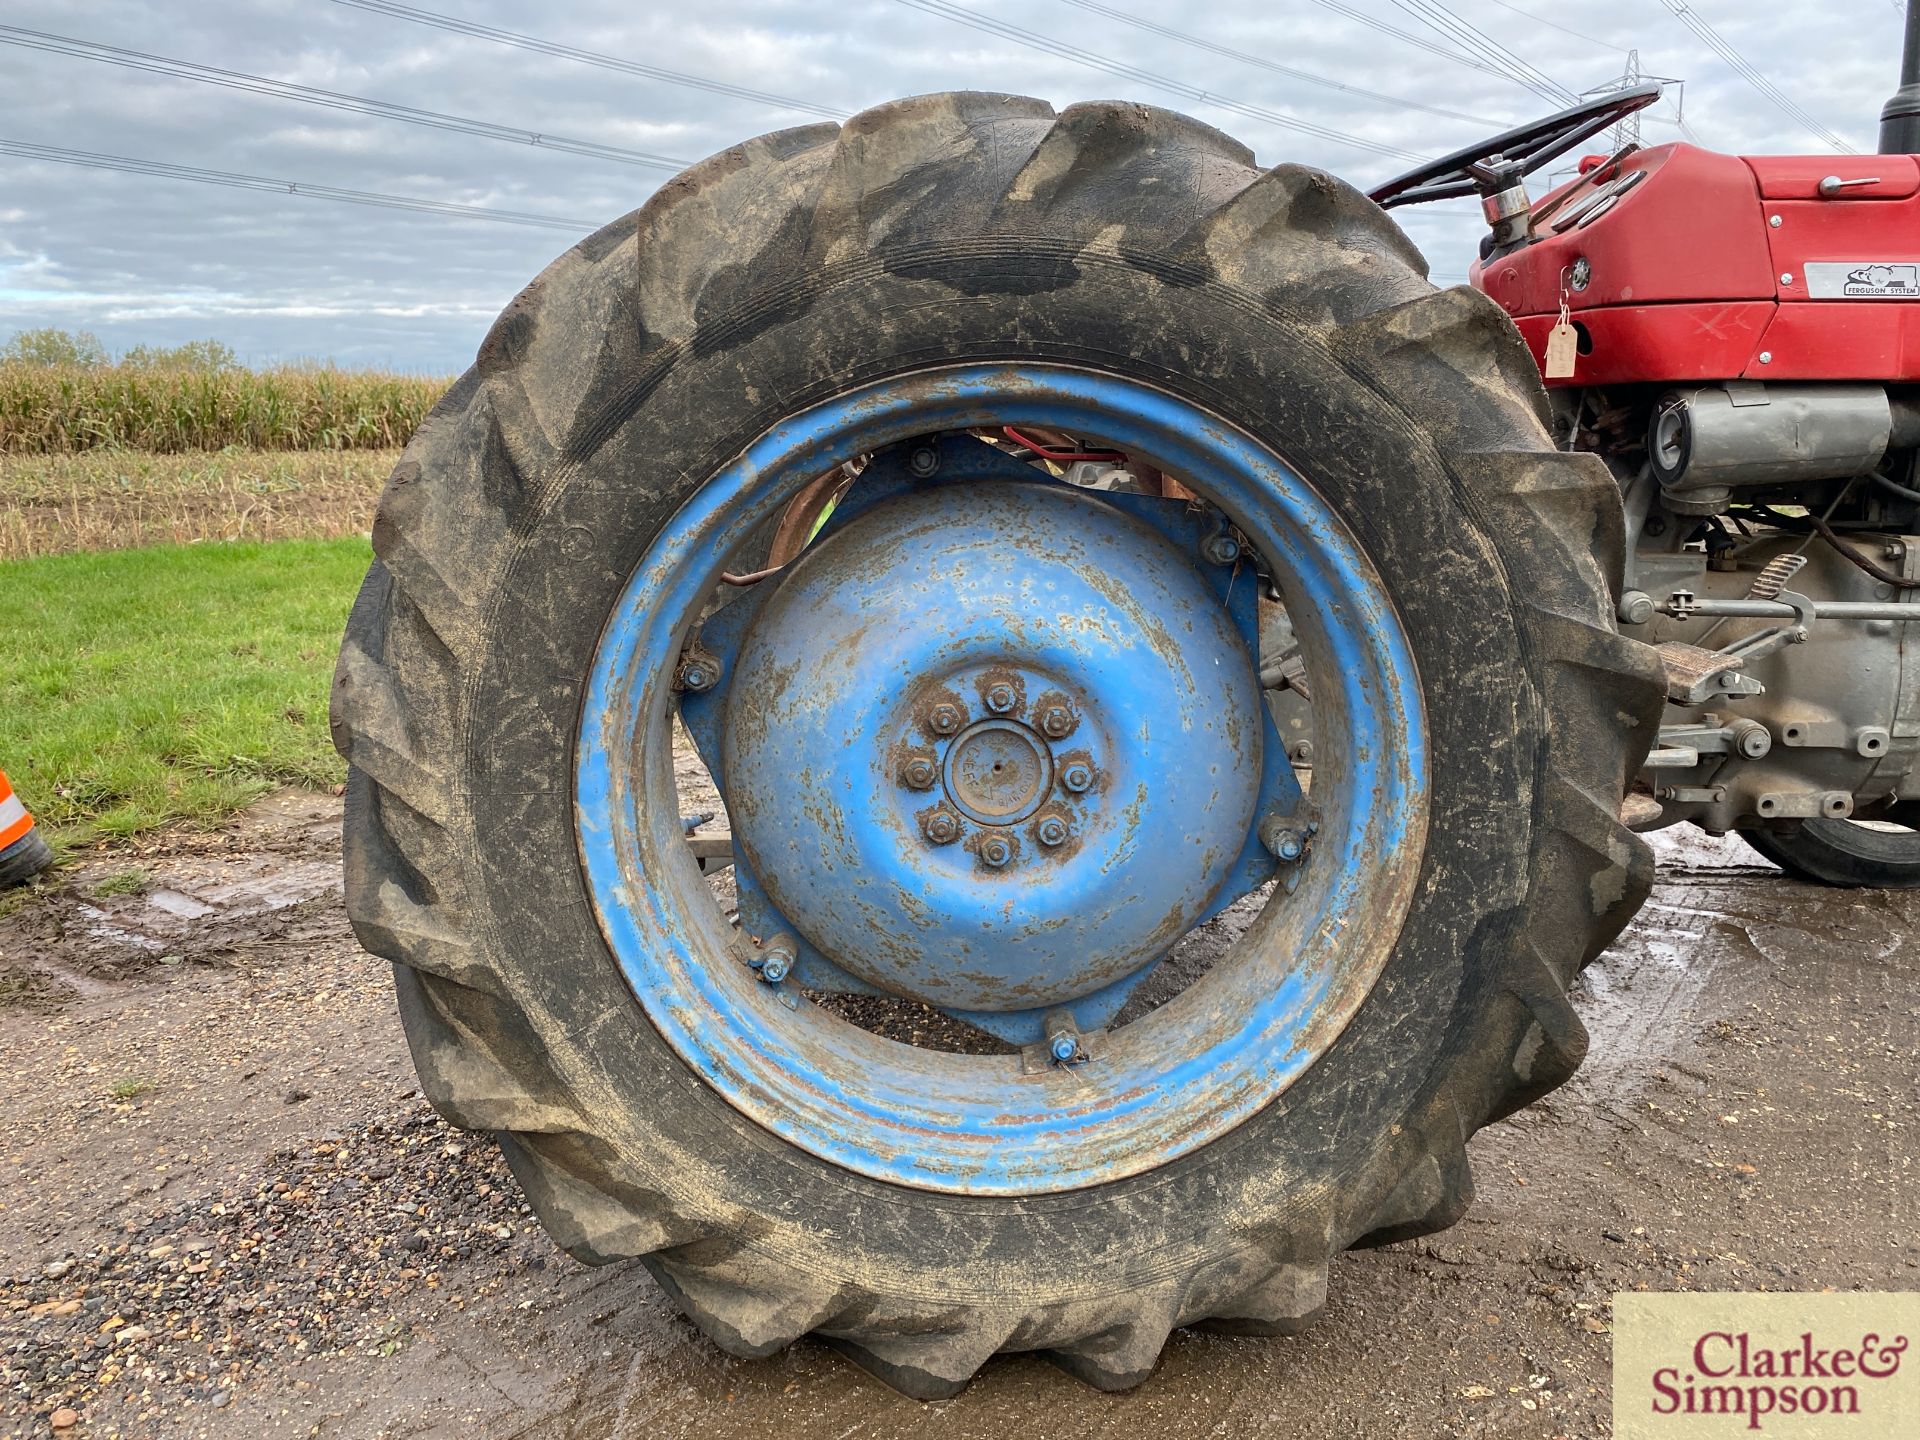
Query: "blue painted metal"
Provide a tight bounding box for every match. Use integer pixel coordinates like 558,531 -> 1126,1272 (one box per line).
712,471 -> 1258,1017
575,364 -> 1428,1196
676,438 -> 1293,1043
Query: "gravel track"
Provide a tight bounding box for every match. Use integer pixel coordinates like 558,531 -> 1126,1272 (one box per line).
2,801 -> 1913,1438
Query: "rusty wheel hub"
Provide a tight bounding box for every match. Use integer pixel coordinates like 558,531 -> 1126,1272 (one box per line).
718,476 -> 1260,1014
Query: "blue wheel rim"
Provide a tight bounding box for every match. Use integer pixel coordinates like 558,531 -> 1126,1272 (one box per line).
576,364 -> 1428,1195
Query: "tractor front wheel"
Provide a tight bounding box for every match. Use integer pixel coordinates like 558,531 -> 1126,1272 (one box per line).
1742,815 -> 1920,887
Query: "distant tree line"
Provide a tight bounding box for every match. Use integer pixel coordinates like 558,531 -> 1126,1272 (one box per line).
2,328 -> 243,372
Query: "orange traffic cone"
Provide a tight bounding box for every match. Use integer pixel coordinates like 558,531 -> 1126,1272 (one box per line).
0,769 -> 53,888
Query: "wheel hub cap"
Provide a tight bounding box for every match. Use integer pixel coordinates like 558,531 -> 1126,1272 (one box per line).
720,478 -> 1261,1013
944,718 -> 1052,827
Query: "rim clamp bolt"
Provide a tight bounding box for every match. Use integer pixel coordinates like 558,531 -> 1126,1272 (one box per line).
753,933 -> 797,985
1204,532 -> 1242,566
1259,814 -> 1312,862
676,649 -> 719,692
1043,1009 -> 1084,1065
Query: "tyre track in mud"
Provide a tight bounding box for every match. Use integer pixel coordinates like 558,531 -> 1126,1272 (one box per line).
2,810 -> 1914,1438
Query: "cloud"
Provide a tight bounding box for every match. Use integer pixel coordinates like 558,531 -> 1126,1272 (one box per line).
0,0 -> 1900,369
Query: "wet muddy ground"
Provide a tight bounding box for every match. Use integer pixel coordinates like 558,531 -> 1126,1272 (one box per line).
2,800 -> 1914,1438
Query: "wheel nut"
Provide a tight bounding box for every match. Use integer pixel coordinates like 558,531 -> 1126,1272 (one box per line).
929,701 -> 964,736
1036,816 -> 1069,847
923,810 -> 959,845
1204,533 -> 1242,566
979,835 -> 1013,868
901,755 -> 937,790
678,660 -> 716,692
1038,705 -> 1075,739
984,683 -> 1016,715
1061,762 -> 1093,794
1048,1030 -> 1079,1064
907,444 -> 941,478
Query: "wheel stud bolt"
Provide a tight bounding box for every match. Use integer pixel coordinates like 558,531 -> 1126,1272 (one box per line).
929,701 -> 964,736
984,683 -> 1016,715
1038,705 -> 1075,739
979,835 -> 1013,868
1204,533 -> 1242,566
923,810 -> 959,845
1036,816 -> 1068,847
1061,762 -> 1093,794
901,755 -> 937,790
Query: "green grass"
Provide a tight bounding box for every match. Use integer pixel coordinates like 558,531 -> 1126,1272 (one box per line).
89,866 -> 151,898
0,537 -> 367,843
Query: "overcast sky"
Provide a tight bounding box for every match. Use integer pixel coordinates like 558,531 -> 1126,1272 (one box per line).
0,0 -> 1905,372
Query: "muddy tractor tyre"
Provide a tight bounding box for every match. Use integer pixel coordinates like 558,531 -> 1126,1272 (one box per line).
1741,818 -> 1920,888
333,93 -> 1664,1397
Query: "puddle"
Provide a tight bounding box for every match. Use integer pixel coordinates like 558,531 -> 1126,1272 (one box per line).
191,859 -> 339,913
1572,827 -> 1782,1104
73,902 -> 168,954
0,791 -> 348,1011
146,889 -> 216,920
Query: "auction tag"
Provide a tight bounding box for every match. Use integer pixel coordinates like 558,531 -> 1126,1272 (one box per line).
1613,1291 -> 1919,1439
1544,318 -> 1578,378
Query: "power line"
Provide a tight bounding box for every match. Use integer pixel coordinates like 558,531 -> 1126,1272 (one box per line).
1295,0 -> 1520,83
0,26 -> 696,175
1478,0 -> 1631,55
892,0 -> 1429,161
331,0 -> 844,121
1656,1 -> 1853,152
1042,0 -> 1503,126
1390,1 -> 1576,106
0,140 -> 599,231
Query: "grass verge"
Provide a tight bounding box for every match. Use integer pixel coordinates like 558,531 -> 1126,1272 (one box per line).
0,537 -> 366,845
0,449 -> 396,560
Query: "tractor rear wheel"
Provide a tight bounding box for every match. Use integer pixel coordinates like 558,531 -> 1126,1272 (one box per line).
333,93 -> 1664,1397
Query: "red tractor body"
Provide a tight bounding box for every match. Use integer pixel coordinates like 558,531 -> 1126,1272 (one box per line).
1474,143 -> 1920,386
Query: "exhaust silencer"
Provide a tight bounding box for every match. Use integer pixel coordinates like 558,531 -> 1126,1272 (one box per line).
1649,383 -> 1894,513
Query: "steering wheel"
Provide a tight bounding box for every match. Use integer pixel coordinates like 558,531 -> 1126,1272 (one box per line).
1368,81 -> 1663,210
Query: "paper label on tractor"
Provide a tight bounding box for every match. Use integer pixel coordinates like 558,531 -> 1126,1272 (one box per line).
1804,262 -> 1920,299
1544,320 -> 1578,378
